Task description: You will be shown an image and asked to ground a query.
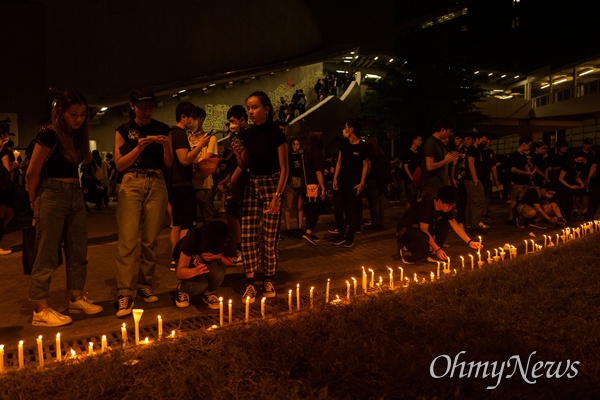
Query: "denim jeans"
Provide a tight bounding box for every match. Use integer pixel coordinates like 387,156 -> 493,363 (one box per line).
116,171 -> 168,297
29,178 -> 88,304
179,260 -> 227,296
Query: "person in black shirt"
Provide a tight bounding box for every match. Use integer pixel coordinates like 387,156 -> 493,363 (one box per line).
283,138 -> 304,238
401,134 -> 422,210
396,186 -> 482,264
515,183 -> 565,228
529,142 -> 550,188
507,136 -> 534,223
557,154 -> 585,220
300,129 -> 327,245
463,135 -> 487,234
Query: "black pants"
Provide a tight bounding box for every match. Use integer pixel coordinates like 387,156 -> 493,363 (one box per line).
333,186 -> 361,241
397,219 -> 451,261
303,196 -> 323,232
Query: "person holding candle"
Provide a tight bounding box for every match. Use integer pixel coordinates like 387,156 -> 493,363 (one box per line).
26,89 -> 103,327
396,185 -> 482,264
515,183 -> 566,228
174,220 -> 237,309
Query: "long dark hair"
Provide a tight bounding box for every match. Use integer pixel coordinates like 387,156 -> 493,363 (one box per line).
246,91 -> 274,123
306,129 -> 324,154
51,89 -> 92,165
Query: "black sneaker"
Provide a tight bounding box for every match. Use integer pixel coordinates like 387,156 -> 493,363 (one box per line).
176,286 -> 190,308
137,287 -> 158,303
262,280 -> 276,298
342,240 -> 354,248
116,295 -> 134,318
203,293 -> 220,310
310,234 -> 321,242
302,233 -> 317,246
331,236 -> 346,246
242,285 -> 257,304
399,249 -> 414,264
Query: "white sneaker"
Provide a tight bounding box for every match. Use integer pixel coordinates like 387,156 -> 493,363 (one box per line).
32,308 -> 73,327
478,222 -> 490,229
69,296 -> 103,314
0,248 -> 12,255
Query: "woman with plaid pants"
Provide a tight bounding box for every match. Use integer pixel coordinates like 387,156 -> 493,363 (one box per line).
231,91 -> 288,304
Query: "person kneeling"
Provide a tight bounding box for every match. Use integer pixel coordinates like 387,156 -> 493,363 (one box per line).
175,220 -> 236,309
396,185 -> 482,264
516,183 -> 566,229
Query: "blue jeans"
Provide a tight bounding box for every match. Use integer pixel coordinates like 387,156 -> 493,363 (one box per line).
29,178 -> 88,304
179,260 -> 227,296
116,171 -> 168,297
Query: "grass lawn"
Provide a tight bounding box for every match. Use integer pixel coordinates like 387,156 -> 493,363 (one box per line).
1,234 -> 599,399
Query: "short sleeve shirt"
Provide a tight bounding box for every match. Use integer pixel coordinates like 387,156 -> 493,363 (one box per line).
238,122 -> 287,176
421,135 -> 448,188
170,127 -> 192,187
336,140 -> 369,188
398,198 -> 454,229
115,119 -> 170,171
303,148 -> 324,186
464,145 -> 483,181
401,148 -> 422,182
509,150 -> 531,185
35,128 -> 79,178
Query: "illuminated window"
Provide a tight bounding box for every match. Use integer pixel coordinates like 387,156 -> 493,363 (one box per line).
512,0 -> 520,4
436,13 -> 455,23
512,17 -> 520,28
421,20 -> 434,29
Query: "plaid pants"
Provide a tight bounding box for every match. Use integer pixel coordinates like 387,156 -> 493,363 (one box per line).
241,173 -> 282,276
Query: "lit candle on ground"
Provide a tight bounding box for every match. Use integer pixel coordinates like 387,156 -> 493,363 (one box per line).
261,297 -> 266,319
524,240 -> 528,255
288,290 -> 293,313
478,251 -> 481,263
56,333 -> 61,361
219,297 -> 224,326
296,284 -> 300,311
245,297 -> 250,322
101,335 -> 107,353
228,300 -> 233,324
437,262 -> 440,279
469,254 -> 474,270
37,336 -> 44,368
479,235 -> 482,248
121,323 -> 128,347
18,341 -> 24,369
310,287 -> 314,309
543,235 -> 547,248
326,279 -> 330,302
144,337 -> 149,345
132,309 -> 144,346
88,342 -> 93,356
447,257 -> 450,270
494,248 -> 498,257
487,251 -> 492,264
69,349 -> 76,359
493,255 -> 500,263
345,281 -> 350,300
388,267 -> 394,289
460,256 -> 464,269
430,272 -> 435,282
530,239 -> 534,252
413,273 -> 418,283
369,269 -> 375,288
352,277 -> 357,295
500,249 -> 505,261
362,267 -> 367,293
398,267 -> 404,285
0,344 -> 4,374
158,315 -> 163,339
171,330 -> 176,338
378,276 -> 383,287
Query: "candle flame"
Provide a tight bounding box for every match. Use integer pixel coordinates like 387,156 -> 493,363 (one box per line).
171,330 -> 176,338
70,349 -> 76,357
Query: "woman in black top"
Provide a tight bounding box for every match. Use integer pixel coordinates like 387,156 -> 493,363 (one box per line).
301,129 -> 327,246
283,137 -> 304,237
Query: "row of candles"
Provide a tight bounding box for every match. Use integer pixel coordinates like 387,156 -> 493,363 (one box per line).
3,220 -> 598,372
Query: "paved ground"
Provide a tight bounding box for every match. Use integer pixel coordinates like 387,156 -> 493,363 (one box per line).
0,196 -> 591,364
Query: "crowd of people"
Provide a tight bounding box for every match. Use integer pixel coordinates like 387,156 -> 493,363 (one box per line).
3,86 -> 599,328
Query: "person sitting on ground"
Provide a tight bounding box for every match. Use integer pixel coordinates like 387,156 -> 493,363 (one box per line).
396,185 -> 482,264
516,182 -> 566,229
175,220 -> 236,309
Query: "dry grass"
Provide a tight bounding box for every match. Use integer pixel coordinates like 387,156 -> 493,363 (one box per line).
1,236 -> 600,399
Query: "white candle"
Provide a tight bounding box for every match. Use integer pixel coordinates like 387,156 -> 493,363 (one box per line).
288,290 -> 292,313
346,281 -> 351,300
56,333 -> 61,361
88,342 -> 93,356
398,267 -> 404,284
261,297 -> 266,319
447,257 -> 450,271
37,336 -> 44,368
101,335 -> 107,353
352,277 -> 357,295
362,267 -> 367,293
171,330 -> 176,338
437,262 -> 440,279
487,251 -> 492,264
326,279 -> 330,303
121,323 -> 128,347
413,273 -> 418,283
245,297 -> 250,322
543,235 -> 547,248
0,344 -> 4,374
18,340 -> 24,369
387,267 -> 393,289
296,284 -> 300,311
228,300 -> 233,325
494,249 -> 498,257
479,235 -> 482,248
219,298 -> 224,326
379,276 -> 383,287
158,315 -> 163,339
478,251 -> 481,262
530,239 -> 535,252
430,272 -> 435,282
524,240 -> 528,255
460,256 -> 464,269
310,287 -> 314,309
132,309 -> 144,346
469,254 -> 474,270
500,249 -> 505,261
368,269 -> 374,288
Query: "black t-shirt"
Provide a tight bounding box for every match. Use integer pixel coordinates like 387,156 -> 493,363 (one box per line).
398,198 -> 454,229
421,135 -> 448,188
560,160 -> 578,186
303,148 -> 324,186
530,153 -> 549,188
464,145 -> 484,181
336,139 -> 369,188
238,122 -> 287,176
480,147 -> 496,183
179,225 -> 237,263
401,148 -> 422,182
115,119 -> 170,171
288,152 -> 303,179
170,126 -> 192,187
35,128 -> 79,178
509,150 -> 531,185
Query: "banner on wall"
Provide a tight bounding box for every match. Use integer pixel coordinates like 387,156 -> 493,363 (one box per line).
0,113 -> 19,146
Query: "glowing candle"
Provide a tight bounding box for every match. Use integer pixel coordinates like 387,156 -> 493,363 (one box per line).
378,276 -> 383,287
494,249 -> 498,257
121,323 -> 128,347
101,335 -> 107,353
171,330 -> 176,338
524,240 -> 528,255
228,300 -> 232,324
88,342 -> 93,356
132,309 -> 144,346
288,290 -> 292,313
460,256 -> 464,269
478,251 -> 481,263
543,235 -> 547,248
430,272 -> 435,282
346,281 -> 351,300
245,297 -> 250,322
362,267 -> 367,293
487,250 -> 492,264
296,284 -> 300,311
18,341 -> 24,369
219,298 -> 224,326
37,336 -> 44,368
0,344 -> 4,374
158,315 -> 163,339
310,287 -> 314,309
56,333 -> 62,361
368,269 -> 374,288
326,279 -> 330,303
413,273 -> 418,283
69,349 -> 76,359
500,248 -> 505,261
144,337 -> 149,345
398,267 -> 404,284
261,297 -> 266,319
388,267 -> 393,289
352,277 -> 357,295
479,235 -> 482,248
437,262 -> 440,279
447,257 -> 450,271
469,254 -> 474,270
